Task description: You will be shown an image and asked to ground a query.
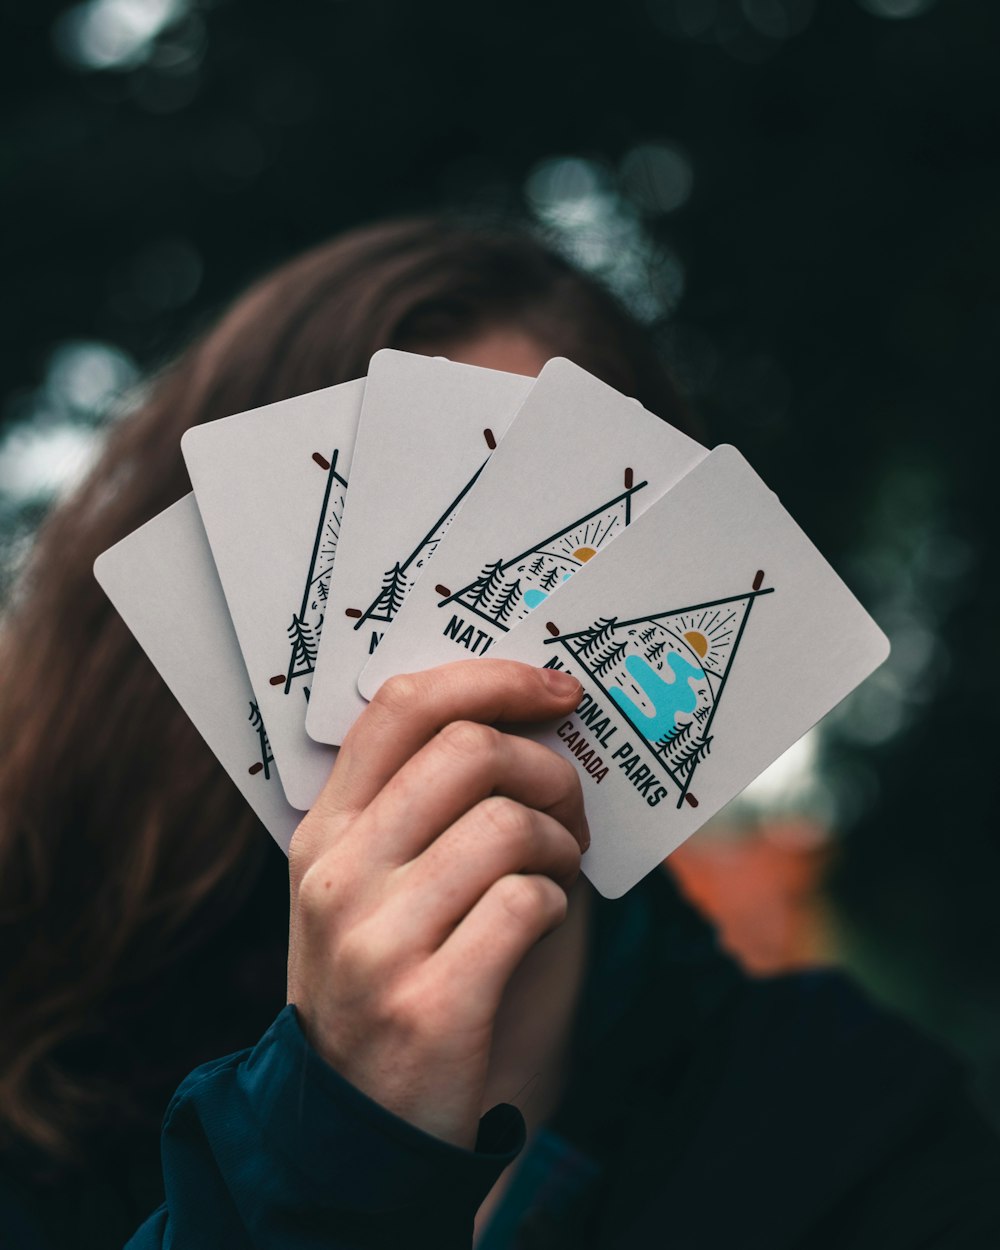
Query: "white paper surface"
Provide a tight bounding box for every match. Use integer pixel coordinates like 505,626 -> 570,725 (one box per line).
182,380 -> 364,808
360,357 -> 708,698
94,494 -> 301,853
489,447 -> 891,898
307,350 -> 534,745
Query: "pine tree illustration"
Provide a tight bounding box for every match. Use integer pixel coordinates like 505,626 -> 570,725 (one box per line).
316,578 -> 329,602
645,639 -> 666,663
639,627 -> 657,644
584,626 -> 632,675
573,617 -> 618,662
492,578 -> 523,627
377,562 -> 410,620
248,700 -> 274,779
540,566 -> 561,592
671,735 -> 713,778
528,555 -> 546,576
655,719 -> 691,753
593,640 -> 629,678
465,560 -> 506,611
286,613 -> 318,682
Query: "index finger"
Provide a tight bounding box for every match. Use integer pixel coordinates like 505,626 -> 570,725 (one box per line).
315,659 -> 582,817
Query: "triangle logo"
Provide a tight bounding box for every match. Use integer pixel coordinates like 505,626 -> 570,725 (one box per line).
271,448 -> 348,697
436,469 -> 647,634
349,455 -> 490,630
544,570 -> 774,807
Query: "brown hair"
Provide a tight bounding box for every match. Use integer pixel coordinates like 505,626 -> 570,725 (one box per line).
0,215 -> 687,1166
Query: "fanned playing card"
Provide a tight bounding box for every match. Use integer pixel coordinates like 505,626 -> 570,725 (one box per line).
487,446 -> 890,898
94,494 -> 300,852
359,358 -> 708,698
306,350 -> 534,746
182,381 -> 363,809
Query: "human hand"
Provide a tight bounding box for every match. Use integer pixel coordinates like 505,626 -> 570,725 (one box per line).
286,660 -> 588,1150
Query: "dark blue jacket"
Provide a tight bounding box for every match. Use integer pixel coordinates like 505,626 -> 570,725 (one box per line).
4,869 -> 1000,1247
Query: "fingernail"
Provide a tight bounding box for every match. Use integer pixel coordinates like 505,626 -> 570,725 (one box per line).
580,812 -> 591,853
540,668 -> 581,698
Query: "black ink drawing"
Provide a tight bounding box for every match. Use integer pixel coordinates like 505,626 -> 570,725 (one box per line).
345,429 -> 497,631
545,570 -> 774,808
269,449 -> 348,696
434,469 -> 647,634
247,700 -> 274,779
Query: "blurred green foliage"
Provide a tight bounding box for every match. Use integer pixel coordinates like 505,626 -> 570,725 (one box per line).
2,0 -> 998,1107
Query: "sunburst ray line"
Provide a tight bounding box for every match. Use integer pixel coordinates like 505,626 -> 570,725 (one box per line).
706,612 -> 736,635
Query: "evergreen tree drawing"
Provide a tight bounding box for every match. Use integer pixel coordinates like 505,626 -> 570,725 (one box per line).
465,560 -> 506,611
670,735 -> 713,778
492,578 -> 523,627
365,562 -> 411,624
274,447 -> 347,694
654,719 -> 691,754
354,453 -> 492,632
574,618 -> 628,675
247,700 -> 274,780
573,617 -> 618,662
439,472 -> 648,629
544,570 -> 775,808
285,613 -> 318,692
592,640 -> 629,678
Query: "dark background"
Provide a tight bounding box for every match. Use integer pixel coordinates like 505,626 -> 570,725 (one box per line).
3,0 -> 999,1111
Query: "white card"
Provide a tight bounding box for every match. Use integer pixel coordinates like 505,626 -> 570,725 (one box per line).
359,358 -> 708,697
485,446 -> 890,898
182,381 -> 364,809
94,495 -> 301,853
306,350 -> 535,746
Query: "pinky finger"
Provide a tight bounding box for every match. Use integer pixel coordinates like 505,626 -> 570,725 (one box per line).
428,874 -> 569,1024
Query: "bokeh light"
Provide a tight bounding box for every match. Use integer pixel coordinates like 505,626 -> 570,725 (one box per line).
525,155 -> 686,324
856,0 -> 937,19
52,0 -> 192,72
619,143 -> 693,215
0,341 -> 138,593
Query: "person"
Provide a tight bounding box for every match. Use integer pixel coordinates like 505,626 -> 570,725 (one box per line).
0,216 -> 997,1249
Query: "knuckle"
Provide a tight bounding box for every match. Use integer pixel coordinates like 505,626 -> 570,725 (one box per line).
476,795 -> 533,849
296,859 -> 344,920
493,873 -> 564,926
288,807 -> 354,881
378,977 -> 443,1039
553,750 -> 583,797
329,927 -> 368,980
330,922 -> 391,987
287,820 -> 317,885
437,719 -> 500,763
371,672 -> 423,718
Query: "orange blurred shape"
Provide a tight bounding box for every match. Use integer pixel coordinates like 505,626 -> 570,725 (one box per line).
667,820 -> 835,976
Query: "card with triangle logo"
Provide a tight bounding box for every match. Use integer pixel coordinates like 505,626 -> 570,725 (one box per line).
94,494 -> 301,850
307,351 -> 534,746
550,568 -> 774,810
359,357 -> 707,700
435,468 -> 647,633
182,380 -> 364,808
490,446 -> 889,898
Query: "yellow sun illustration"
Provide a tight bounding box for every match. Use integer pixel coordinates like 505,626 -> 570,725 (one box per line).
573,546 -> 597,563
683,629 -> 709,658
